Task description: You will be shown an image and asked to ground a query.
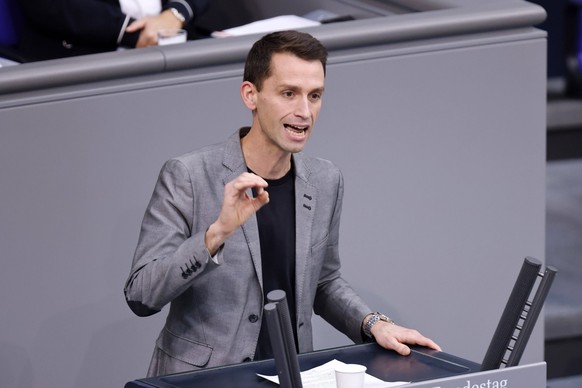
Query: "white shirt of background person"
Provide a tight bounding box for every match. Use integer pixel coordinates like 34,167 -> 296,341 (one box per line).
119,0 -> 161,19
117,0 -> 161,50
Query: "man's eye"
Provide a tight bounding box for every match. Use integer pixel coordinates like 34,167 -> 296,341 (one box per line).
310,93 -> 321,101
283,91 -> 294,97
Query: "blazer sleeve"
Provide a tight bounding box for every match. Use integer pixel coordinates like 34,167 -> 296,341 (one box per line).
164,0 -> 209,24
124,158 -> 219,317
313,168 -> 372,343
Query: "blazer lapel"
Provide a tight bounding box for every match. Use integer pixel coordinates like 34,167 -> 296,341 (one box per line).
241,212 -> 263,288
293,153 -> 316,313
222,130 -> 264,288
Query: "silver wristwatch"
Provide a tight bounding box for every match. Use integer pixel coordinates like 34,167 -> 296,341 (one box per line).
363,312 -> 395,338
169,7 -> 186,24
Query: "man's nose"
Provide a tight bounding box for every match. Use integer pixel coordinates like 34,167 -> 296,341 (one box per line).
294,96 -> 310,117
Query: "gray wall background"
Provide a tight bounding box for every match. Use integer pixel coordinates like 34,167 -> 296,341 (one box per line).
0,2 -> 546,387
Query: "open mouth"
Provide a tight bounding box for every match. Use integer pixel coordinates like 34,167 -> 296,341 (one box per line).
284,124 -> 309,134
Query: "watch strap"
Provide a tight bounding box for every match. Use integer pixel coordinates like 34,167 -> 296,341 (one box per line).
363,312 -> 395,338
169,7 -> 186,24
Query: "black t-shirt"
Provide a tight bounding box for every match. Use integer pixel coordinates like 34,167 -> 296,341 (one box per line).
251,165 -> 298,360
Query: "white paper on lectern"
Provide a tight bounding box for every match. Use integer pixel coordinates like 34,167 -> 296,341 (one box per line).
256,359 -> 409,388
211,15 -> 320,38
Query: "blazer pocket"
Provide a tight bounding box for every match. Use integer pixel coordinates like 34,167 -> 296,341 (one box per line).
157,327 -> 213,368
309,234 -> 330,269
311,233 -> 329,254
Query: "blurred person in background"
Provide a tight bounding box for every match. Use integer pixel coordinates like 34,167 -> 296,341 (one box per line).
18,0 -> 208,61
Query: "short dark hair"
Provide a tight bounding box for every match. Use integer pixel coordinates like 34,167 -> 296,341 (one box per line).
243,30 -> 328,91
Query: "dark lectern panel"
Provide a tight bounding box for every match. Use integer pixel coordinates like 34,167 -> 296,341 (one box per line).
125,343 -> 480,388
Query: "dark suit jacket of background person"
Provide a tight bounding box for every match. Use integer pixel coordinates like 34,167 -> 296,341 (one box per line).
17,0 -> 209,61
124,128 -> 372,376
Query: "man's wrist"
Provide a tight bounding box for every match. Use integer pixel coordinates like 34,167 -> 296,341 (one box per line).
206,219 -> 237,255
168,7 -> 186,26
205,223 -> 227,256
363,312 -> 395,338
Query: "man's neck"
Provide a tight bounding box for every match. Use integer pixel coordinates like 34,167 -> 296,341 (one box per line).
241,129 -> 292,180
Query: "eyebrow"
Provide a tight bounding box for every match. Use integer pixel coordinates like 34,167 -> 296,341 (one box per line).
278,84 -> 325,94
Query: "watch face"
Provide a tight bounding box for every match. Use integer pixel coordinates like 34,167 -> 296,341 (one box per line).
379,314 -> 395,324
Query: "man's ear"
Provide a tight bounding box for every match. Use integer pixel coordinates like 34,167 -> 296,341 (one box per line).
240,81 -> 257,110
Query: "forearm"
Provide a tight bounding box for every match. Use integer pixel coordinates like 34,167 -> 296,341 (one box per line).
124,230 -> 216,316
124,158 -> 216,316
314,277 -> 371,343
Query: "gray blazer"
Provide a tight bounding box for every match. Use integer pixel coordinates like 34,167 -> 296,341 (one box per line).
124,129 -> 371,376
